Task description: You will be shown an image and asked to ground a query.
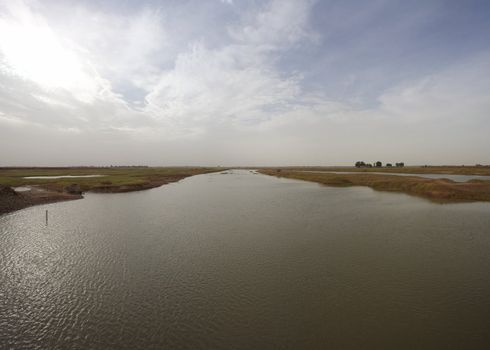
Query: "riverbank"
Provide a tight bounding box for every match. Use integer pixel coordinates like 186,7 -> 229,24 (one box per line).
0,167 -> 222,214
271,165 -> 490,176
259,169 -> 490,203
0,185 -> 82,215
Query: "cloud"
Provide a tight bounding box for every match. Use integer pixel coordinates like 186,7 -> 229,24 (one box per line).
0,1 -> 103,103
0,0 -> 316,133
145,0 -> 317,133
46,4 -> 168,94
263,55 -> 490,165
145,43 -> 300,127
229,0 -> 317,49
377,54 -> 490,124
0,0 -> 163,134
0,0 -> 489,166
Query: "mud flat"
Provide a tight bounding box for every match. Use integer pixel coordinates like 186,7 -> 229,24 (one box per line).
0,185 -> 82,214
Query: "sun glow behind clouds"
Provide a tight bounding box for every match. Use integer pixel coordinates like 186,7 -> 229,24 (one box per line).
0,0 -> 489,165
0,2 -> 98,102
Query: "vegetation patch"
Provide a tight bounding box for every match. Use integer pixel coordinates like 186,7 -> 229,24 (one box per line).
271,165 -> 490,176
0,167 -> 223,214
259,169 -> 490,203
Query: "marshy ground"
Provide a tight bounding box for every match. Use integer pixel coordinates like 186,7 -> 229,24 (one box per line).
259,166 -> 490,203
2,166 -> 490,215
0,167 -> 222,214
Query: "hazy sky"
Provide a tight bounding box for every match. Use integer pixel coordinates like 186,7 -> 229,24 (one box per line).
1,0 -> 489,166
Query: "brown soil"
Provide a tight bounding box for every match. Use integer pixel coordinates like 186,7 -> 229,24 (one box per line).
0,174 -> 197,215
0,185 -> 82,215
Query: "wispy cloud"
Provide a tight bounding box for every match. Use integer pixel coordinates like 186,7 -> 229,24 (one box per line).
0,0 -> 489,165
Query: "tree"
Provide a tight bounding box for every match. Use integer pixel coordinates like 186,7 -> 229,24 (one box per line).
375,161 -> 382,167
386,163 -> 392,167
355,161 -> 366,168
395,162 -> 405,167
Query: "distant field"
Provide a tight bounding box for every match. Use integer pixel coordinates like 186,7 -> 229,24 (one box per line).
272,166 -> 490,176
0,167 -> 223,192
259,168 -> 490,203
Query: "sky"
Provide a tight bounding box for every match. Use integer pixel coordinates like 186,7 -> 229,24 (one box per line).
0,0 -> 489,166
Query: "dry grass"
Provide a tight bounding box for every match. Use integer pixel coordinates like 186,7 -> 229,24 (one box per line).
259,169 -> 490,203
273,165 -> 490,176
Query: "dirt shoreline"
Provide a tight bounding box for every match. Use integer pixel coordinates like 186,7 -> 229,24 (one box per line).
0,174 -> 195,215
0,185 -> 82,215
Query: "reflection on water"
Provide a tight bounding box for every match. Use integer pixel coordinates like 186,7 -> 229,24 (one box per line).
1,170 -> 490,349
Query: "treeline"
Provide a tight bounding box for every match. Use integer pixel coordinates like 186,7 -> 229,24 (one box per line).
355,161 -> 404,168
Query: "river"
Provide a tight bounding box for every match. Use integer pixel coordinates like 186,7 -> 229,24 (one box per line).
1,170 -> 490,349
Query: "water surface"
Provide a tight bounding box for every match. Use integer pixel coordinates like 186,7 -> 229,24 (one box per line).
1,170 -> 490,349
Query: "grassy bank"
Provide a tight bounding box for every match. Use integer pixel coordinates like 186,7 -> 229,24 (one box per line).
272,165 -> 490,176
0,167 -> 222,192
259,169 -> 490,203
0,167 -> 223,214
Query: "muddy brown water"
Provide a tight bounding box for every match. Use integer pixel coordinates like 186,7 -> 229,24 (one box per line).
1,170 -> 490,349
